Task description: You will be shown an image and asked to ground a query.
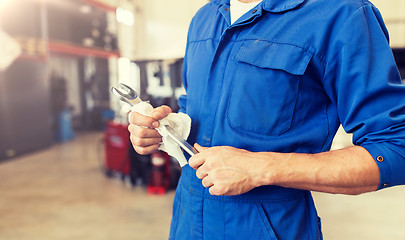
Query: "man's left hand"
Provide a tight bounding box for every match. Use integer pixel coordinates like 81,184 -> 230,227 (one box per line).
189,144 -> 260,196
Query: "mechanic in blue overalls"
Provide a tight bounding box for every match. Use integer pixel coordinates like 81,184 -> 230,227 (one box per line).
128,0 -> 405,239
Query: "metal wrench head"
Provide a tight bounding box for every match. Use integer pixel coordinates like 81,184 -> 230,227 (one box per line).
111,83 -> 139,106
111,83 -> 138,99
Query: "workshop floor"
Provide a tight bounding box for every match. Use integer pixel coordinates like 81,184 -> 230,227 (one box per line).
1,132 -> 405,240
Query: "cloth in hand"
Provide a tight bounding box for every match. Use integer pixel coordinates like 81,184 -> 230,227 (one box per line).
129,101 -> 191,167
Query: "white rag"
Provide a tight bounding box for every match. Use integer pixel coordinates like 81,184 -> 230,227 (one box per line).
129,101 -> 191,167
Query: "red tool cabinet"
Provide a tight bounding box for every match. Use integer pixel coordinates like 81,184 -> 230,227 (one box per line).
104,121 -> 131,175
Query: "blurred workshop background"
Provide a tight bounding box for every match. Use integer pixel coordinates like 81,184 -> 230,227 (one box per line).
0,0 -> 404,240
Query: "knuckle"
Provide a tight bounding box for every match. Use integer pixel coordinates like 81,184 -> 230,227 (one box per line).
129,112 -> 135,124
136,147 -> 147,155
215,185 -> 227,195
130,112 -> 141,124
130,135 -> 137,146
205,160 -> 214,169
133,137 -> 143,146
135,126 -> 146,136
133,113 -> 154,128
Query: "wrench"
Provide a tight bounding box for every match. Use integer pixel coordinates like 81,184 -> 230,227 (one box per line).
111,83 -> 198,156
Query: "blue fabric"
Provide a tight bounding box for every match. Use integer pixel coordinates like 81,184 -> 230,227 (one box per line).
170,166 -> 321,240
170,0 -> 405,239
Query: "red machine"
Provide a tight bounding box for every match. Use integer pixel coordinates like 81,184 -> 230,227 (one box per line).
147,151 -> 171,195
104,121 -> 131,176
104,121 -> 174,194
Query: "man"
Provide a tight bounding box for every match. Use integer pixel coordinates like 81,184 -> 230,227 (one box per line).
128,0 -> 405,239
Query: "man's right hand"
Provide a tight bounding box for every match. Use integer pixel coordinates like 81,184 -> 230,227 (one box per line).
128,105 -> 172,155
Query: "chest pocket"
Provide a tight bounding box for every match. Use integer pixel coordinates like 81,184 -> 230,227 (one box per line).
227,40 -> 313,136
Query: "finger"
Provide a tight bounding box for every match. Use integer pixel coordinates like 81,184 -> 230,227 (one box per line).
196,167 -> 208,180
189,155 -> 205,170
130,125 -> 162,138
130,135 -> 162,148
151,105 -> 172,120
202,175 -> 214,188
133,144 -> 160,155
130,111 -> 159,128
194,143 -> 209,152
209,185 -> 224,196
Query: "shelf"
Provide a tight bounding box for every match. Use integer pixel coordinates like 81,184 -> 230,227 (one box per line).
48,41 -> 120,59
79,0 -> 117,13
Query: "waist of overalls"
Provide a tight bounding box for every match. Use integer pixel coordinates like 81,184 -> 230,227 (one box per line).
180,165 -> 306,203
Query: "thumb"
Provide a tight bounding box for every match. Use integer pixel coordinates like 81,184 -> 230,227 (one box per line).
194,143 -> 208,152
151,105 -> 172,120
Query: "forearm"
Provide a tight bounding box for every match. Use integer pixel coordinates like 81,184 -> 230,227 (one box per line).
254,146 -> 380,195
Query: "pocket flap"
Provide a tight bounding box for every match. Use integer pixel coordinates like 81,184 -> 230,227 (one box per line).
233,40 -> 312,75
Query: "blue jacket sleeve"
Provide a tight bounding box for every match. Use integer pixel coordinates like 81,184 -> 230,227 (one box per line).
178,13 -> 198,114
178,44 -> 188,114
177,52 -> 187,113
178,94 -> 187,114
323,4 -> 405,190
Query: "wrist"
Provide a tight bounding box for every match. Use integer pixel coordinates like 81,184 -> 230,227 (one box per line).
250,151 -> 298,188
247,152 -> 280,188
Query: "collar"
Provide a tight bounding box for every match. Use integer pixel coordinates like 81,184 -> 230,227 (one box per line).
212,0 -> 305,12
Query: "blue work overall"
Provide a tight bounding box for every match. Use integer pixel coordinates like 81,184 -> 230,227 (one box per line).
169,0 -> 405,239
